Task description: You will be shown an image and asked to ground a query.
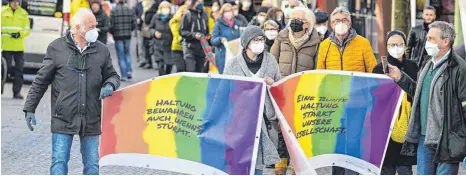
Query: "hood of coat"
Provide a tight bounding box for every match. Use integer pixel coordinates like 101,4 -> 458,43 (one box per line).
277,28 -> 321,47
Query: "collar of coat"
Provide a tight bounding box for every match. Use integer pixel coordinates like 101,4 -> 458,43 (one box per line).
217,18 -> 240,29
329,28 -> 357,47
277,28 -> 321,49
65,31 -> 98,55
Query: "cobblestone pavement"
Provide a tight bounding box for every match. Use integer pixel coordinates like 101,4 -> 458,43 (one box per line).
1,36 -> 464,175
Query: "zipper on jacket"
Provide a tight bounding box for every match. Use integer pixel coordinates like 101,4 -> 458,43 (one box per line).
339,46 -> 346,70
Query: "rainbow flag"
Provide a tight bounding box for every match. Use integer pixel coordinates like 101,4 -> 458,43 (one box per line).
100,73 -> 266,175
269,71 -> 403,174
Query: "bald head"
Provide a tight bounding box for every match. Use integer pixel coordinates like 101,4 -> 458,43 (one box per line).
70,8 -> 97,36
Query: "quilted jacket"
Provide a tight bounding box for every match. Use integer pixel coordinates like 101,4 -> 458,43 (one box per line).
316,29 -> 377,73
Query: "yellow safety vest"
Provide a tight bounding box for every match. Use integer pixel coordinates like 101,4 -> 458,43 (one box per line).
1,5 -> 31,51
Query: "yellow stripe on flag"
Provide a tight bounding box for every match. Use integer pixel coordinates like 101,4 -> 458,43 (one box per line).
143,75 -> 182,158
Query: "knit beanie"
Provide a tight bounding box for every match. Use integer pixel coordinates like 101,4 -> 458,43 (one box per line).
241,25 -> 265,48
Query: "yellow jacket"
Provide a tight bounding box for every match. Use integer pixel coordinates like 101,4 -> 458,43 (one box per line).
169,5 -> 187,51
1,6 -> 31,51
317,34 -> 377,73
71,0 -> 90,18
391,94 -> 411,143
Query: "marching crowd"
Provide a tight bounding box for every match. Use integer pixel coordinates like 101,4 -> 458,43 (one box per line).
1,0 -> 466,174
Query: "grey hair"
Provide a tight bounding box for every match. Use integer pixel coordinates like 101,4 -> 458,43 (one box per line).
284,0 -> 306,18
70,8 -> 93,33
330,6 -> 351,23
290,7 -> 316,29
429,21 -> 456,46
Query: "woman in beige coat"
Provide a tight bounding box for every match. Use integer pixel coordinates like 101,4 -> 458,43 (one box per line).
269,7 -> 321,175
270,7 -> 320,77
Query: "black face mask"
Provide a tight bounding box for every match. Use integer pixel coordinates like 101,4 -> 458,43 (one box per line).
289,19 -> 304,32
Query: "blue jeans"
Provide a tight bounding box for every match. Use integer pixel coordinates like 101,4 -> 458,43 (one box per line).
254,169 -> 263,175
115,39 -> 132,79
417,135 -> 459,175
50,133 -> 100,175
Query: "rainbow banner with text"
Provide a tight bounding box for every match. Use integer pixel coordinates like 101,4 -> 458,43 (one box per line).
100,73 -> 266,175
269,71 -> 403,175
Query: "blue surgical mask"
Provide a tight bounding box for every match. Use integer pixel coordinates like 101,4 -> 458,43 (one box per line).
196,2 -> 203,9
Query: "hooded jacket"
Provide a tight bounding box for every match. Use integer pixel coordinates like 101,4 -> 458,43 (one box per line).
23,31 -> 120,136
270,28 -> 321,77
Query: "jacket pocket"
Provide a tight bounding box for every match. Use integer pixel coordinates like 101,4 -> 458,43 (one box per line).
448,131 -> 466,159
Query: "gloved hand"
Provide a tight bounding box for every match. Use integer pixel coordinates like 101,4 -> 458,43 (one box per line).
25,112 -> 37,131
99,84 -> 114,100
11,32 -> 20,39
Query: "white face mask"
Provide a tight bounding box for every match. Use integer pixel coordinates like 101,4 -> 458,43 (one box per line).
425,41 -> 440,56
242,1 -> 251,8
257,16 -> 266,23
161,8 -> 170,15
316,26 -> 327,35
84,28 -> 99,43
265,30 -> 278,40
212,6 -> 219,12
250,41 -> 265,54
388,46 -> 405,59
335,22 -> 348,35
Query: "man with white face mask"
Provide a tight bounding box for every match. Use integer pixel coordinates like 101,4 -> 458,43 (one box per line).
23,8 -> 120,175
314,11 -> 330,40
387,21 -> 466,175
316,6 -> 376,73
316,7 -> 377,175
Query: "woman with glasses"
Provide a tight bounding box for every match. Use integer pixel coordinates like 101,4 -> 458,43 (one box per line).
263,20 -> 279,52
372,31 -> 418,175
224,25 -> 280,175
211,3 -> 242,74
270,7 -> 320,78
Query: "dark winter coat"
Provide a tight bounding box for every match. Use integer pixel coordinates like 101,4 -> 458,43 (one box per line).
406,23 -> 429,68
93,7 -> 110,44
149,14 -> 173,48
134,2 -> 143,30
235,14 -> 248,27
179,8 -> 209,52
239,5 -> 255,22
110,3 -> 136,40
396,49 -> 466,163
373,56 -> 418,166
23,31 -> 120,136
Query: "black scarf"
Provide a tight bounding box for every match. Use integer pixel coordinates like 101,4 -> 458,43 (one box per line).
242,50 -> 263,74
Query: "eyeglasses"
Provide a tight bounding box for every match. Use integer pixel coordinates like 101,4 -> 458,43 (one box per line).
387,43 -> 405,47
251,37 -> 265,43
291,18 -> 307,23
66,53 -> 90,73
332,18 -> 349,24
284,5 -> 296,9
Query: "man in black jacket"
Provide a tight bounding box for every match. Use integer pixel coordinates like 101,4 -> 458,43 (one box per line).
179,0 -> 209,73
406,6 -> 436,70
387,21 -> 466,175
91,0 -> 110,44
23,8 -> 120,175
